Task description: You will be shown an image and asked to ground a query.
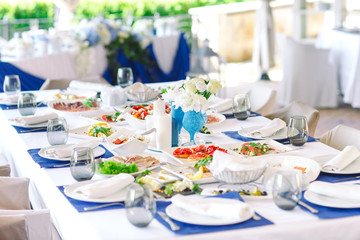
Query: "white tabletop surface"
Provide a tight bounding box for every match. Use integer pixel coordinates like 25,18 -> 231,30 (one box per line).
1,89 -> 360,240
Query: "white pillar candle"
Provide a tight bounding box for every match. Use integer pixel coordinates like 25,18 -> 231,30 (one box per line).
153,98 -> 165,116
155,114 -> 172,149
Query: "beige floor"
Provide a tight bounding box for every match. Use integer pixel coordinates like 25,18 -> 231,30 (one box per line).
222,62 -> 360,138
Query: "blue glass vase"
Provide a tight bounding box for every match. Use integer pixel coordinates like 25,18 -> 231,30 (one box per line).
171,104 -> 184,134
182,110 -> 206,145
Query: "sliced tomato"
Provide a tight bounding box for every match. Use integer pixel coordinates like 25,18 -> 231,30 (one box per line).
188,152 -> 208,161
192,145 -> 206,153
173,147 -> 193,156
113,138 -> 122,145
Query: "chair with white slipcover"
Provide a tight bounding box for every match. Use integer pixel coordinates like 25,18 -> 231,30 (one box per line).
319,124 -> 360,151
247,85 -> 277,116
40,75 -> 110,90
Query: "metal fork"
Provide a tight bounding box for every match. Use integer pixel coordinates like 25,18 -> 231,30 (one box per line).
83,202 -> 124,211
19,128 -> 47,133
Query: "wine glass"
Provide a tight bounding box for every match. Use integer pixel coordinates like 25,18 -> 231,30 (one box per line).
47,117 -> 68,145
232,93 -> 251,120
18,93 -> 37,116
117,67 -> 134,88
272,170 -> 302,210
288,115 -> 308,146
182,110 -> 206,146
3,75 -> 21,96
125,183 -> 156,227
70,147 -> 95,182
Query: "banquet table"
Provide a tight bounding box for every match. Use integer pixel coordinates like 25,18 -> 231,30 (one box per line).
1,88 -> 360,240
316,28 -> 360,108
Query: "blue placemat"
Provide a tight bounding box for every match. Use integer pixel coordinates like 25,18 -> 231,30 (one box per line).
316,172 -> 360,183
0,103 -> 47,110
155,191 -> 273,235
222,130 -> 318,144
299,192 -> 360,219
13,125 -> 47,134
57,185 -> 124,212
224,111 -> 261,119
27,144 -> 114,168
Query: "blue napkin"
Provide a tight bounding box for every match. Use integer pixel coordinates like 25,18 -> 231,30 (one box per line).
299,192 -> 360,219
222,130 -> 318,144
57,186 -> 124,212
0,103 -> 47,110
155,191 -> 273,235
224,111 -> 261,119
27,144 -> 114,168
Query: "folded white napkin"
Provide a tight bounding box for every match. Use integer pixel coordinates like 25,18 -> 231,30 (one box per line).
171,194 -> 251,219
308,181 -> 360,202
210,150 -> 266,172
44,140 -> 99,158
74,173 -> 134,199
14,112 -> 58,125
209,98 -> 233,113
125,83 -> 159,102
0,94 -> 19,104
250,118 -> 286,137
322,145 -> 360,172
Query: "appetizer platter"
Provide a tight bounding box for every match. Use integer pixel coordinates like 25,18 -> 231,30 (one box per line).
81,110 -> 127,126
53,90 -> 97,100
48,98 -> 101,115
96,153 -> 166,177
69,123 -> 119,140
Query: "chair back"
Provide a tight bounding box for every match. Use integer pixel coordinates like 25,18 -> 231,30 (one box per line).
0,177 -> 30,210
247,85 -> 277,116
40,75 -> 110,90
319,124 -> 360,151
0,214 -> 28,240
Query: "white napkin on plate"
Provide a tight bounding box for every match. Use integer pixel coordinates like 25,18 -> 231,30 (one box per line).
125,83 -> 159,102
322,145 -> 360,172
210,150 -> 266,172
14,112 -> 58,125
208,98 -> 233,113
308,181 -> 360,202
44,140 -> 99,158
250,118 -> 286,137
0,94 -> 19,104
74,173 -> 134,199
171,194 -> 251,219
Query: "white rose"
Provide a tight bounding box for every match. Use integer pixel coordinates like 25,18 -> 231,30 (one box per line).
196,81 -> 207,92
207,79 -> 222,94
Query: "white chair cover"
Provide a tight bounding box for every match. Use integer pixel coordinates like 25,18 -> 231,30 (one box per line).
0,214 -> 28,240
320,124 -> 360,151
0,177 -> 30,210
247,85 -> 277,116
0,210 -> 51,240
277,33 -> 338,108
0,153 -> 10,176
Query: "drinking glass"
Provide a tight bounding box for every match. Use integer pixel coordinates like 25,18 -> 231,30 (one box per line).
287,115 -> 308,146
47,117 -> 68,145
182,110 -> 207,145
18,93 -> 37,116
272,170 -> 302,210
70,147 -> 95,181
3,75 -> 21,96
125,183 -> 156,227
232,93 -> 251,120
117,67 -> 134,88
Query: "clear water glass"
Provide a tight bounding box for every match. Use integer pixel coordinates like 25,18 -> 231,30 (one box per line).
47,117 -> 68,145
18,93 -> 37,116
272,170 -> 302,210
70,147 -> 95,181
125,183 -> 156,227
3,75 -> 21,96
117,67 -> 134,88
288,115 -> 308,146
233,93 -> 251,120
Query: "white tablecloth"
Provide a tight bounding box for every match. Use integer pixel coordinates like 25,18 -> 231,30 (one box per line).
1,89 -> 360,240
316,29 -> 360,108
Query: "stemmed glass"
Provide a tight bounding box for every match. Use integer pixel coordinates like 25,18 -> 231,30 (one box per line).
70,147 -> 95,182
125,183 -> 156,227
272,170 -> 302,210
288,115 -> 308,146
18,93 -> 37,116
47,117 -> 69,146
117,67 -> 134,88
182,110 -> 207,145
3,75 -> 21,96
232,93 -> 251,120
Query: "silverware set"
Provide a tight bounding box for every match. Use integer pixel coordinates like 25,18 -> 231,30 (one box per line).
19,128 -> 47,133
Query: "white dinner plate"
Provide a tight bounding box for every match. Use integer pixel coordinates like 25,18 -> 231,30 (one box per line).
238,125 -> 298,140
81,110 -> 128,126
64,180 -> 127,203
165,202 -> 254,226
38,145 -> 106,161
205,113 -> 226,126
96,153 -> 167,177
161,164 -> 217,184
312,154 -> 360,175
8,119 -> 48,129
304,190 -> 360,208
68,124 -> 120,141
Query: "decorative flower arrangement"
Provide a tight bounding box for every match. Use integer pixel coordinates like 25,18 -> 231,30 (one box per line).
162,78 -> 222,113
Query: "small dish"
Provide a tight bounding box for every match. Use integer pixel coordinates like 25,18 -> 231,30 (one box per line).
205,113 -> 226,126
105,128 -> 150,154
69,124 -> 120,141
122,112 -> 147,130
48,99 -> 101,116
